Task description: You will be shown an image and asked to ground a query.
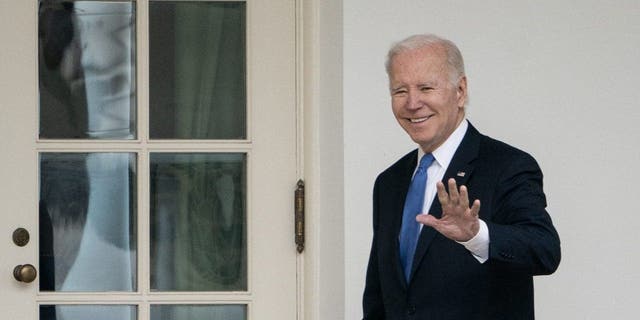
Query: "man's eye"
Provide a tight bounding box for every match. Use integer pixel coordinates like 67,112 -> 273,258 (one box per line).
420,87 -> 433,92
393,90 -> 407,96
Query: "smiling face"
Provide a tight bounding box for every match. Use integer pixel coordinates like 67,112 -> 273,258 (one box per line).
389,44 -> 467,153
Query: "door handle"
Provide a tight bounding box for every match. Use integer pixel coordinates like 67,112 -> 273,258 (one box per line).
13,264 -> 37,283
295,179 -> 305,253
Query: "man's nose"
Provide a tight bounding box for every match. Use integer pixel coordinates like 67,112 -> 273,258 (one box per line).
406,90 -> 422,110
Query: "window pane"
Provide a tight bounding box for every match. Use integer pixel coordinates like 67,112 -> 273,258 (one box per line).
150,153 -> 247,291
38,1 -> 136,139
151,305 -> 246,320
40,305 -> 137,320
149,1 -> 246,139
39,153 -> 137,292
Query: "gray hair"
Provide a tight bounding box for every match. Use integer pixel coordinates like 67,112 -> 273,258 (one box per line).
385,34 -> 465,85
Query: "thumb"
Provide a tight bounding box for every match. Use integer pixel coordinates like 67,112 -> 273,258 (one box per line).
416,214 -> 438,227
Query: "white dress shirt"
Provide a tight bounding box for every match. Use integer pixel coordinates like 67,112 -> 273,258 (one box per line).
415,119 -> 489,263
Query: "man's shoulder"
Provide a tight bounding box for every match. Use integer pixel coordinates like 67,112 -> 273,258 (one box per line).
471,131 -> 543,178
464,122 -> 531,158
477,133 -> 537,164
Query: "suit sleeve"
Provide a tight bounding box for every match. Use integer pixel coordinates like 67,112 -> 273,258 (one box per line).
486,153 -> 561,275
362,177 -> 385,320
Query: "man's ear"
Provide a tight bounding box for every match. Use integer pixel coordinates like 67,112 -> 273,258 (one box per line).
456,76 -> 468,108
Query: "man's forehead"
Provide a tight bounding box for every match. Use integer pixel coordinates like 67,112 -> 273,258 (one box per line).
390,53 -> 448,80
391,46 -> 447,71
399,44 -> 446,60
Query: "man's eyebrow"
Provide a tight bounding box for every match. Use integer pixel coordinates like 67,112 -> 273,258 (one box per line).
418,79 -> 438,86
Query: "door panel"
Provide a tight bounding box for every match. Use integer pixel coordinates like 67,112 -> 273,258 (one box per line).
38,1 -> 136,140
40,305 -> 137,320
149,152 -> 247,292
0,1 -> 297,319
148,1 -> 246,140
39,152 -> 137,292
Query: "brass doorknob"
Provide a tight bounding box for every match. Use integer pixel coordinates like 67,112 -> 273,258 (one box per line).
13,264 -> 37,283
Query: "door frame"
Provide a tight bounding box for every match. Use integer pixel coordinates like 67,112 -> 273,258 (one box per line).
298,0 -> 345,320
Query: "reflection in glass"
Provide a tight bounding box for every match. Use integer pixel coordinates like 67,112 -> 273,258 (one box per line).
149,1 -> 246,139
40,305 -> 137,320
150,153 -> 246,291
151,304 -> 246,320
38,1 -> 136,139
39,153 -> 137,292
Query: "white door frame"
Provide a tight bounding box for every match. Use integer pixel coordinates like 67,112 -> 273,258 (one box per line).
298,0 -> 345,319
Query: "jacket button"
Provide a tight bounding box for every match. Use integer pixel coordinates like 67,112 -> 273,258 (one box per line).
407,305 -> 416,315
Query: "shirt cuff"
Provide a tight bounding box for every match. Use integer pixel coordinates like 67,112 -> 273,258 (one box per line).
456,219 -> 489,263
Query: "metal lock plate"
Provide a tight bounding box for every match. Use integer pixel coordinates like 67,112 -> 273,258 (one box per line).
12,228 -> 30,247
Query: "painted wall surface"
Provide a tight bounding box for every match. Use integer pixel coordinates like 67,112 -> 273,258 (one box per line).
343,1 -> 640,319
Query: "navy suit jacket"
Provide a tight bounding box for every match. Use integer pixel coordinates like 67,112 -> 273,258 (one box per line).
363,123 -> 561,320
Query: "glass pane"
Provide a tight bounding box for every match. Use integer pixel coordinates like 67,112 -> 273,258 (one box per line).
151,305 -> 246,320
150,153 -> 246,291
149,1 -> 246,139
38,1 -> 136,139
40,305 -> 137,320
39,153 -> 137,291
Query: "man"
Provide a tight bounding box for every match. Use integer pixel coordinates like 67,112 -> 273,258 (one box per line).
362,34 -> 561,320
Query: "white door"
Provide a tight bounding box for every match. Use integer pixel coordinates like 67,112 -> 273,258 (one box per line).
0,1 -> 299,319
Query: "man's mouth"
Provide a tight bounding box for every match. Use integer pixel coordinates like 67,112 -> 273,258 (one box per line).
409,115 -> 431,123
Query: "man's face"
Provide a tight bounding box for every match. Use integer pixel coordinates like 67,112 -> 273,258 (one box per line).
388,45 -> 467,153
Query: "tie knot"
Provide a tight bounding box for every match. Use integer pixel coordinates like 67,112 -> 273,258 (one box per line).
418,153 -> 434,170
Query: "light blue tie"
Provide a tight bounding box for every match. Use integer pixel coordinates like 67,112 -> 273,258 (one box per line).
399,153 -> 434,282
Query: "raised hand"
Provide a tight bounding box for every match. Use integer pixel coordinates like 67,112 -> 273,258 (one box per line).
416,178 -> 481,242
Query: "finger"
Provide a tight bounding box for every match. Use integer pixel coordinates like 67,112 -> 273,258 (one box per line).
459,185 -> 470,209
416,214 -> 439,227
469,199 -> 481,217
447,178 -> 460,203
436,181 -> 449,206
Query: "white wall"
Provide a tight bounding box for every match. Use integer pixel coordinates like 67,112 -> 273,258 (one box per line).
342,1 -> 640,319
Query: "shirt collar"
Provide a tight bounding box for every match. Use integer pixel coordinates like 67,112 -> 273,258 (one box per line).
417,119 -> 469,169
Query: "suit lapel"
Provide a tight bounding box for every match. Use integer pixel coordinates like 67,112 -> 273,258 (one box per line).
387,151 -> 419,289
409,123 -> 482,281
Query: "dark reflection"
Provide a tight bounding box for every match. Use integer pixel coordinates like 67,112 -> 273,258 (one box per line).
38,1 -> 136,139
39,153 -> 89,291
150,153 -> 247,291
38,1 -> 88,138
40,305 -> 136,320
149,2 -> 246,139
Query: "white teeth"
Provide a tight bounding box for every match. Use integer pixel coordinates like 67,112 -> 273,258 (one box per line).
410,117 -> 428,123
